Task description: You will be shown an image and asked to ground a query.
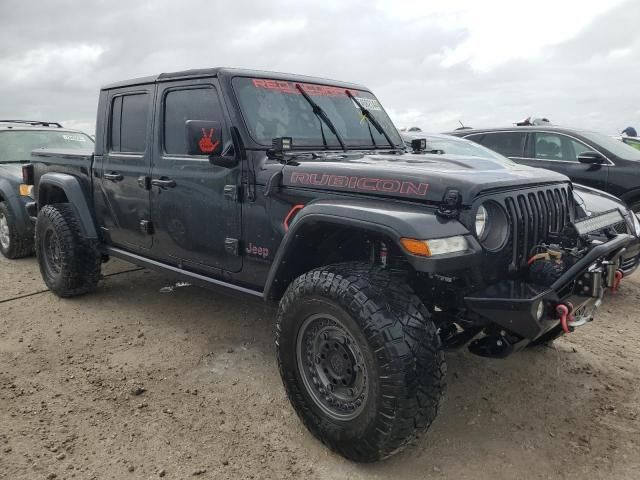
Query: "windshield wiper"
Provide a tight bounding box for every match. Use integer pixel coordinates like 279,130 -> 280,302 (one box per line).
295,84 -> 346,151
344,90 -> 397,150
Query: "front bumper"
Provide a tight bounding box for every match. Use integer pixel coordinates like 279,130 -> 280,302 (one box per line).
464,234 -> 633,341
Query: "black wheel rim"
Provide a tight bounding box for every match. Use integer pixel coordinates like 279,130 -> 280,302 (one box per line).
43,228 -> 62,276
296,313 -> 368,421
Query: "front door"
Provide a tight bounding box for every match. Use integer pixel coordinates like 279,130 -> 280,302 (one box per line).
522,132 -> 609,191
99,87 -> 154,250
149,79 -> 242,272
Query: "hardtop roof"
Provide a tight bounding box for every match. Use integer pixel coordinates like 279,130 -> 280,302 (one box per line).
101,67 -> 368,91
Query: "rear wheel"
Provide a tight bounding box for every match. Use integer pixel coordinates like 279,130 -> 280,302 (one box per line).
35,203 -> 101,297
276,263 -> 446,462
0,201 -> 33,259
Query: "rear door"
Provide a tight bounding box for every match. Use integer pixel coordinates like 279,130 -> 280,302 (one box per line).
149,79 -> 242,273
522,132 -> 608,191
99,87 -> 154,250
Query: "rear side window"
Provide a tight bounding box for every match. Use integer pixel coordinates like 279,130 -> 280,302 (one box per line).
110,93 -> 149,153
477,132 -> 526,157
163,87 -> 222,155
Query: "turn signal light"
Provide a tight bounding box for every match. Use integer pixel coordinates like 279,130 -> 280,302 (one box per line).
400,236 -> 469,257
19,184 -> 34,197
400,238 -> 431,257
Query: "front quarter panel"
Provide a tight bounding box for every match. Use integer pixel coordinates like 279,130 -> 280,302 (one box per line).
263,198 -> 481,299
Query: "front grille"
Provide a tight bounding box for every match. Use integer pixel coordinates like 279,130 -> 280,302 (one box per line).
502,185 -> 573,271
613,221 -> 629,235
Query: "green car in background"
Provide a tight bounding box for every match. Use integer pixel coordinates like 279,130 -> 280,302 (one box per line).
621,136 -> 640,151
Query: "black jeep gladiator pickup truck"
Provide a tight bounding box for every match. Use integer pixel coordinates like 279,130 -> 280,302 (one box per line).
24,68 -> 634,462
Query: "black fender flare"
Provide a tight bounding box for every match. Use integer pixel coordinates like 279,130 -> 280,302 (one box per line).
263,199 -> 480,300
37,172 -> 98,239
0,178 -> 32,236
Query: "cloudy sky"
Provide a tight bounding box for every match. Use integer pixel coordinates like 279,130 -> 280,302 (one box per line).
0,0 -> 638,135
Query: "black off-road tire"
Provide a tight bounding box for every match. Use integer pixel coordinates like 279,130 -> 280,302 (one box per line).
276,263 -> 446,462
35,203 -> 101,297
0,201 -> 33,259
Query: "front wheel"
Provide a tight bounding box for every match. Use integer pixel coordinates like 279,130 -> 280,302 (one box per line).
35,203 -> 101,297
276,263 -> 446,462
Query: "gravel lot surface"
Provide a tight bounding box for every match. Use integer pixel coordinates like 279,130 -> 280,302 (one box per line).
1,255 -> 639,479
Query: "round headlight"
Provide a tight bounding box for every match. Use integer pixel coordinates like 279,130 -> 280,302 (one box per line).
475,202 -> 509,251
475,205 -> 488,239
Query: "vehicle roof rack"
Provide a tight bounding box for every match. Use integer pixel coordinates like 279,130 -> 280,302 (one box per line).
0,120 -> 63,128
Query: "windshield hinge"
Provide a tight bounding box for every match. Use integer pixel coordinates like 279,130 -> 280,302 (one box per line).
436,189 -> 462,219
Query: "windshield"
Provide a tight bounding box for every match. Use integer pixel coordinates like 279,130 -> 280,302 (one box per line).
0,130 -> 93,162
580,131 -> 640,161
232,77 -> 402,149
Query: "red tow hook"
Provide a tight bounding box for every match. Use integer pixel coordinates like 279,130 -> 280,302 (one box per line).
556,303 -> 575,334
612,269 -> 624,293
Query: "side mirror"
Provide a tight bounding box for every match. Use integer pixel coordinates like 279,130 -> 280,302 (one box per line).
577,151 -> 605,165
185,120 -> 238,167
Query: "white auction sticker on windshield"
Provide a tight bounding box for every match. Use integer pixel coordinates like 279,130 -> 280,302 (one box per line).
354,97 -> 382,111
63,134 -> 88,142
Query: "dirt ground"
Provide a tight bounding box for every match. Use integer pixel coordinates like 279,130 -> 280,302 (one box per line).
1,255 -> 639,480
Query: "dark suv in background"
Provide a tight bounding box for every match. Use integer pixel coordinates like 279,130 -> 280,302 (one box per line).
0,120 -> 94,258
449,126 -> 640,213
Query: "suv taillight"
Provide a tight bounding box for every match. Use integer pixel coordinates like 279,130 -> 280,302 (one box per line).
22,164 -> 34,185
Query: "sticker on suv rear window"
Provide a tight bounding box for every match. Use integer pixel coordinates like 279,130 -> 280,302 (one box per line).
63,134 -> 88,142
354,96 -> 381,111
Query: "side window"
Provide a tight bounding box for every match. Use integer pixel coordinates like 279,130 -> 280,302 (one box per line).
568,138 -> 593,158
163,87 -> 222,155
110,93 -> 149,153
464,133 -> 485,144
533,133 -> 585,162
478,132 -> 526,157
533,133 -> 564,160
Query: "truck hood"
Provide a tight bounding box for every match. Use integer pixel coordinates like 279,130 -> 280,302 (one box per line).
282,152 -> 569,205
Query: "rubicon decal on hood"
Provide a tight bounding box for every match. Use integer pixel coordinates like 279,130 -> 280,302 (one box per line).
290,172 -> 429,196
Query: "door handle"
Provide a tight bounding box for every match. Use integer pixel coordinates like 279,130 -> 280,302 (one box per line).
103,172 -> 123,182
151,178 -> 176,189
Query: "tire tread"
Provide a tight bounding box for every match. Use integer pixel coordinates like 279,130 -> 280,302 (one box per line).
35,203 -> 101,297
276,262 -> 446,462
